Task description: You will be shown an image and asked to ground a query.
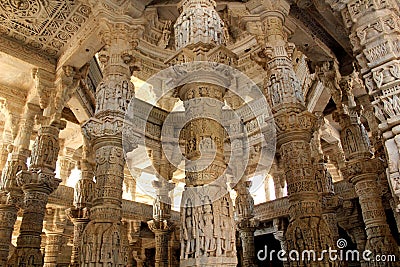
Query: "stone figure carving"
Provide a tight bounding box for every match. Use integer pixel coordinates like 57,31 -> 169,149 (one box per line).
199,198 -> 215,255
183,205 -> 196,259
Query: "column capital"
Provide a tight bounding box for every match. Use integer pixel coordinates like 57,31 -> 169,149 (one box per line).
147,219 -> 174,234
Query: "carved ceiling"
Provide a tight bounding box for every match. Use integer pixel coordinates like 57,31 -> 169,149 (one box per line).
0,0 -> 91,58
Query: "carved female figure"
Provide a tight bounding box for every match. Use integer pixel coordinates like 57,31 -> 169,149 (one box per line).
184,207 -> 196,258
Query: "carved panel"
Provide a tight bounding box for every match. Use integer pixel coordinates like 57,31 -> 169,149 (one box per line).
0,1 -> 91,57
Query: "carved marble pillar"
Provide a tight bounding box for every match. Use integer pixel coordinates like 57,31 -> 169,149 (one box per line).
264,175 -> 272,201
8,121 -> 65,267
0,103 -> 40,265
338,200 -> 368,267
0,111 -> 20,171
178,81 -> 236,266
148,177 -> 174,267
127,219 -> 142,267
171,1 -> 237,266
235,181 -> 258,267
0,202 -> 17,266
332,79 -> 400,264
66,134 -> 94,267
326,0 -> 400,227
43,234 -> 63,267
251,1 -> 337,265
312,115 -> 342,244
43,208 -> 68,267
80,22 -> 138,266
148,221 -> 173,267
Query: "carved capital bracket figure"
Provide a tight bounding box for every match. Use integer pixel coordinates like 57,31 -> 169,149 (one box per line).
332,73 -> 400,265
250,1 -> 338,266
8,120 -> 66,267
234,180 -> 258,267
325,0 -> 400,225
79,21 -> 139,267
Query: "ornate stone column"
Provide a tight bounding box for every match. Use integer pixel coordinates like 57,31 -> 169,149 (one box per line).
171,1 -> 237,266
8,120 -> 65,267
43,208 -> 68,267
251,1 -> 337,265
148,178 -> 174,267
66,134 -> 94,267
337,199 -> 368,267
0,199 -> 17,266
124,167 -> 139,201
264,175 -> 272,201
332,74 -> 400,264
0,103 -> 40,265
0,102 -> 21,172
311,114 -> 342,243
127,219 -> 142,267
325,0 -> 400,225
80,22 -> 138,266
235,181 -> 258,267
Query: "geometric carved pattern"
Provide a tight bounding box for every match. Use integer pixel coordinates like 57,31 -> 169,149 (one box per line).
0,1 -> 91,57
